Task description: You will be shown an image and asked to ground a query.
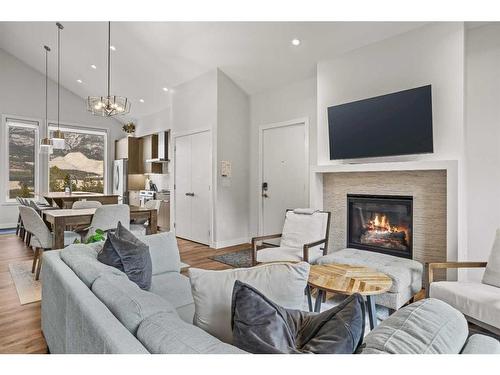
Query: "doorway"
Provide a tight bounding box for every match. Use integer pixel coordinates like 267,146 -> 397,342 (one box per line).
174,130 -> 211,245
259,119 -> 309,236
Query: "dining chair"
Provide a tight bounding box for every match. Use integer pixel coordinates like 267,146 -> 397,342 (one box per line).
15,197 -> 25,237
72,200 -> 102,209
251,208 -> 331,266
130,199 -> 161,236
18,206 -> 80,280
81,204 -> 130,241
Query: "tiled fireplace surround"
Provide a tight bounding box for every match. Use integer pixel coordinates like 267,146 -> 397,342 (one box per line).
323,170 -> 447,282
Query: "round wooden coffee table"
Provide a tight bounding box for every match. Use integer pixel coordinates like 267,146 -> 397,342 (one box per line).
306,263 -> 392,329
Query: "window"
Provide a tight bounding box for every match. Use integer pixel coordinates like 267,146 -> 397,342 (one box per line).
5,119 -> 39,201
48,125 -> 107,193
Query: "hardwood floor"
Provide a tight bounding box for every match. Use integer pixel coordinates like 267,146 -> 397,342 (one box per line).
0,233 -> 250,354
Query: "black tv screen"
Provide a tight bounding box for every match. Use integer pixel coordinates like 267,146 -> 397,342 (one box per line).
328,85 -> 433,160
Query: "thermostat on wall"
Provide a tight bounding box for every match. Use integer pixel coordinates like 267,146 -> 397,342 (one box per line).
221,160 -> 232,177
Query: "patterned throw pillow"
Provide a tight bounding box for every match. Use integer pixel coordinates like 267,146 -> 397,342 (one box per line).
231,280 -> 365,354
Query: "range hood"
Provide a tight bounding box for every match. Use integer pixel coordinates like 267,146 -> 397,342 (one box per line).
145,131 -> 170,163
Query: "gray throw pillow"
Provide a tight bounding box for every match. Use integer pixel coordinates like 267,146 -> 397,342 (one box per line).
231,280 -> 365,354
97,221 -> 153,290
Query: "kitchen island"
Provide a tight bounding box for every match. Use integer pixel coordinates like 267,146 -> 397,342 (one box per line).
43,192 -> 119,209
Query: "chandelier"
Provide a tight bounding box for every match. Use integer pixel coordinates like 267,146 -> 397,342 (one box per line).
87,21 -> 130,116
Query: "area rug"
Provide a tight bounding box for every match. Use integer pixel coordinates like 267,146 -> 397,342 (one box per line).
8,260 -> 41,305
210,248 -> 253,268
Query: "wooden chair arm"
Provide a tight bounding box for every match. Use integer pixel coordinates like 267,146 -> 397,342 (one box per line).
303,238 -> 327,263
251,233 -> 282,243
428,261 -> 487,284
251,234 -> 282,266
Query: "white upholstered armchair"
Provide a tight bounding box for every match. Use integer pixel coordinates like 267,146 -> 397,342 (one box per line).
252,209 -> 331,266
429,228 -> 500,336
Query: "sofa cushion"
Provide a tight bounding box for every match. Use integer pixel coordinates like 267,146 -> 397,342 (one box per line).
98,222 -> 152,290
256,246 -> 323,264
138,231 -> 181,275
188,262 -> 310,344
317,248 -> 423,294
136,312 -> 246,354
231,281 -> 365,354
91,273 -> 176,335
361,298 -> 468,354
460,334 -> 500,354
482,228 -> 500,288
429,281 -> 500,330
60,242 -> 123,288
280,210 -> 328,250
150,272 -> 194,310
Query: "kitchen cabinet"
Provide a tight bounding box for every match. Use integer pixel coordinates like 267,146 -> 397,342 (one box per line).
142,134 -> 162,174
115,137 -> 143,174
156,191 -> 170,231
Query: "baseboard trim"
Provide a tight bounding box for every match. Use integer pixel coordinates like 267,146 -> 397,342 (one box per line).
214,237 -> 250,249
0,223 -> 17,229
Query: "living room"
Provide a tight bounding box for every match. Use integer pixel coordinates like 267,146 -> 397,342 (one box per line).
2,0 -> 500,372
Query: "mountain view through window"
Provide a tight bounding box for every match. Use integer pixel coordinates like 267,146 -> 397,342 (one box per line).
49,127 -> 106,193
7,121 -> 37,199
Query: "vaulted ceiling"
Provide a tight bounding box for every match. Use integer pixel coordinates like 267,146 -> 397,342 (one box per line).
0,22 -> 427,119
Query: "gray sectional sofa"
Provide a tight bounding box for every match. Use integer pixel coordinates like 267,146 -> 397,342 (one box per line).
41,232 -> 500,354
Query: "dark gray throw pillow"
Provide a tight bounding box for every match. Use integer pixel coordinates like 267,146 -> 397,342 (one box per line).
97,222 -> 152,290
231,280 -> 365,354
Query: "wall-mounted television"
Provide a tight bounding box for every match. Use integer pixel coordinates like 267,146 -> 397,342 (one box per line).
328,85 -> 433,160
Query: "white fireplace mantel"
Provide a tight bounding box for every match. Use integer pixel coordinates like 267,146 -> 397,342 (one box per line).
311,159 -> 458,174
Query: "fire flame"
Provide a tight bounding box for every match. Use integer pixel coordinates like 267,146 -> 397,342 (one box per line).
368,214 -> 400,233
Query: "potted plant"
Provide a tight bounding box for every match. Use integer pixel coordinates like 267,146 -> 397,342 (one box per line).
122,122 -> 136,137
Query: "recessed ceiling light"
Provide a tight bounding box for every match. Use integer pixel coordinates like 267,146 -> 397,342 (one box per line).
76,79 -> 83,84
91,64 -> 97,69
162,87 -> 168,92
291,38 -> 301,46
139,99 -> 145,103
110,45 -> 116,51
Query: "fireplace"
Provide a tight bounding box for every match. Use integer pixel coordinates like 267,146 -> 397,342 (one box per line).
347,194 -> 413,259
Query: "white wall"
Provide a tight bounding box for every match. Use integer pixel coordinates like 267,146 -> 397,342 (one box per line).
0,48 -> 122,228
464,23 -> 500,280
249,77 -> 317,237
215,70 -> 250,247
317,22 -> 465,166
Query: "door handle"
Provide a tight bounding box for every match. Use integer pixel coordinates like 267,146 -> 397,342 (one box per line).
185,192 -> 195,197
262,193 -> 269,198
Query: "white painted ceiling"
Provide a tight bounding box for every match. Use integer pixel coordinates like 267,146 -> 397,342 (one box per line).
0,22 -> 427,119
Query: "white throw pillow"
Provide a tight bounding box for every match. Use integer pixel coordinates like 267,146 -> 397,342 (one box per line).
188,262 -> 310,344
482,228 -> 500,288
280,211 -> 327,249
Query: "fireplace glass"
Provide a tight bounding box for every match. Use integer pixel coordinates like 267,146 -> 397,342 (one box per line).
347,194 -> 413,259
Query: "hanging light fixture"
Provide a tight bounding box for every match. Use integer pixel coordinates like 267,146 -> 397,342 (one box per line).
51,22 -> 66,149
87,21 -> 130,116
40,45 -> 53,154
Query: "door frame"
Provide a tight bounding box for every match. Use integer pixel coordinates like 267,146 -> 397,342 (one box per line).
258,117 -> 309,236
172,128 -> 214,246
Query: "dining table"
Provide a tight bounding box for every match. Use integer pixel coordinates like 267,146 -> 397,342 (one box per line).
43,205 -> 157,249
43,192 -> 119,209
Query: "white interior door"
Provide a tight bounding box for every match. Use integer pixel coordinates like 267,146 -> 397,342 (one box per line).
174,135 -> 192,240
174,131 -> 211,244
261,122 -> 308,236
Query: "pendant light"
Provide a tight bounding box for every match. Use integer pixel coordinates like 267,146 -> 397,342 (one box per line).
51,22 -> 65,150
87,21 -> 130,116
40,45 -> 53,154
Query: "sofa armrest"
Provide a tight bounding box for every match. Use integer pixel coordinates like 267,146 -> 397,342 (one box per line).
251,234 -> 282,266
428,262 -> 487,284
461,334 -> 500,354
